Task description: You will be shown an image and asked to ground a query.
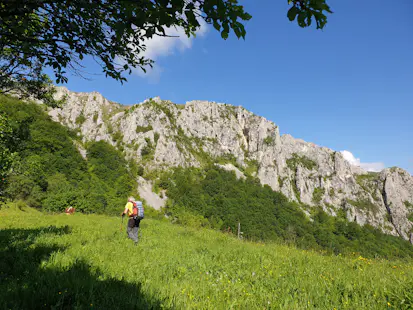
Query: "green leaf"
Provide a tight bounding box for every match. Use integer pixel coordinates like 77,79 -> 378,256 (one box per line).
185,10 -> 197,27
287,6 -> 299,22
297,11 -> 307,27
306,13 -> 312,27
233,26 -> 242,38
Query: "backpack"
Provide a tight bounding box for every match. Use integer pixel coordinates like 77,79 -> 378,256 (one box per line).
132,201 -> 144,220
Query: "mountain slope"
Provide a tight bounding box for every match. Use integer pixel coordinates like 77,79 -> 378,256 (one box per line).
49,87 -> 413,242
1,205 -> 412,309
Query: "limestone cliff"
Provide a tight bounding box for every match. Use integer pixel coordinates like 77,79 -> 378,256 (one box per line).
48,87 -> 413,242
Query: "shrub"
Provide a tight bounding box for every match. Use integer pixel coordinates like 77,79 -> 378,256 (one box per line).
141,143 -> 153,158
312,188 -> 325,204
263,136 -> 274,145
112,131 -> 123,144
136,125 -> 153,134
403,201 -> 413,209
0,96 -> 137,215
278,176 -> 286,188
137,166 -> 144,176
286,153 -> 317,171
75,113 -> 86,125
245,159 -> 259,176
348,199 -> 379,215
154,132 -> 160,144
356,172 -> 380,193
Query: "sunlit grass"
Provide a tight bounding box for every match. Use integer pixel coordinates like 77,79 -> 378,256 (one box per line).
1,204 -> 412,309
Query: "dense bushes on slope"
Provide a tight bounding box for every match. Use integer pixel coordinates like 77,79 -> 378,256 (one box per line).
0,95 -> 136,214
160,166 -> 413,259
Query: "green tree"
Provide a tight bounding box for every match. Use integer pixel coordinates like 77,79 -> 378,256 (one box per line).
287,0 -> 332,29
162,165 -> 413,259
0,114 -> 13,180
1,95 -> 138,213
0,0 -> 332,100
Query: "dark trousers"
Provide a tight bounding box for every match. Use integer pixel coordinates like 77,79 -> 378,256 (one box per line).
127,217 -> 140,243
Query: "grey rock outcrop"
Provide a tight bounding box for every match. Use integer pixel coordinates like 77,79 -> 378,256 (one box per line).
48,87 -> 413,242
137,177 -> 167,210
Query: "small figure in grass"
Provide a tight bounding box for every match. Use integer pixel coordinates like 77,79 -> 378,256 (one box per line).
121,196 -> 144,245
65,206 -> 75,215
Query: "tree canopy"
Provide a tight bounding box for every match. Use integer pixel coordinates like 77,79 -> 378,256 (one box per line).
0,0 -> 332,101
0,94 -> 138,213
159,166 -> 413,260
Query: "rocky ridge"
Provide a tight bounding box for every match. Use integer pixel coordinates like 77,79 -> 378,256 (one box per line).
48,87 -> 413,242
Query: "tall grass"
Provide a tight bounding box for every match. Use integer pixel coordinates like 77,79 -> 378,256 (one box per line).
1,204 -> 412,309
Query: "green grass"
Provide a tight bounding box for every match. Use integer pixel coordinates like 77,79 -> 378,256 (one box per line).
2,205 -> 412,309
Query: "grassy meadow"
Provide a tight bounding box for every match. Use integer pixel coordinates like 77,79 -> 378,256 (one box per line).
1,204 -> 412,310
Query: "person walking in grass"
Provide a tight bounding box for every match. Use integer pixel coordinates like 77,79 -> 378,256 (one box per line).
121,196 -> 144,245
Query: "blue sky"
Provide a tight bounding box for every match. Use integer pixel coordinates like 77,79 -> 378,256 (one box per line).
54,0 -> 413,174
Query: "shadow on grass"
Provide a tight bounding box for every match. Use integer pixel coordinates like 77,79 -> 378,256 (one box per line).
0,226 -> 165,309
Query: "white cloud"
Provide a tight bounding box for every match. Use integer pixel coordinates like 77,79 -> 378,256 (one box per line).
341,150 -> 385,172
142,65 -> 163,84
135,17 -> 208,79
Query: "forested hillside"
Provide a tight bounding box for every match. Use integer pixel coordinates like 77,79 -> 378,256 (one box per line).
160,167 -> 413,260
0,95 -> 137,214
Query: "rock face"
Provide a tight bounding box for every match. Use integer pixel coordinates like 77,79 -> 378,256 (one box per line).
137,177 -> 167,211
49,87 -> 413,242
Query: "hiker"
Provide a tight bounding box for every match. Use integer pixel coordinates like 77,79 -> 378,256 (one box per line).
65,206 -> 75,215
121,197 -> 144,244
